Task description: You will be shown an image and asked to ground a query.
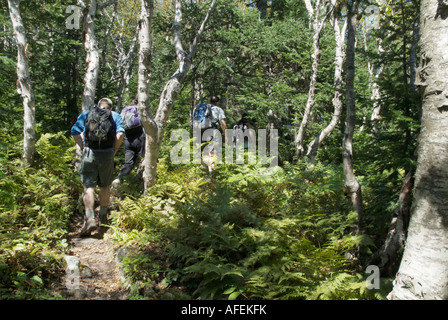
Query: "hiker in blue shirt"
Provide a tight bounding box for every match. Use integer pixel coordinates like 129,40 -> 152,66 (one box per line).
71,98 -> 125,236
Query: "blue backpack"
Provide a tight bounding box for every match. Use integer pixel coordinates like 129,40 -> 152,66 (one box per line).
192,102 -> 213,129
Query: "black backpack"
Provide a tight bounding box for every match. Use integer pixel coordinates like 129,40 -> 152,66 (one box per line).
84,105 -> 115,149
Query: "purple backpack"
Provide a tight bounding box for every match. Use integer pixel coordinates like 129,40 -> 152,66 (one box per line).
121,106 -> 142,131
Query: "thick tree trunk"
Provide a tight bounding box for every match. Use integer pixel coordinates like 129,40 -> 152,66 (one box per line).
137,0 -> 157,190
342,0 -> 363,233
8,0 -> 36,165
306,11 -> 346,161
389,0 -> 448,300
80,0 -> 99,111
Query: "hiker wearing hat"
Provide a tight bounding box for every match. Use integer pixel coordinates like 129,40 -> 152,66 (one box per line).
71,98 -> 125,236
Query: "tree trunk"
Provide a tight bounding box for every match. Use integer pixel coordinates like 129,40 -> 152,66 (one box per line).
388,0 -> 448,300
137,0 -> 157,190
369,170 -> 413,277
8,0 -> 36,165
409,20 -> 420,93
362,30 -> 385,129
80,0 -> 99,111
138,0 -> 216,191
295,0 -> 333,159
306,10 -> 346,161
255,0 -> 268,20
342,0 -> 363,233
116,24 -> 139,111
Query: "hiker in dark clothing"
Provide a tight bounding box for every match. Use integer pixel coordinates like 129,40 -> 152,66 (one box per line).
112,98 -> 145,187
233,112 -> 255,149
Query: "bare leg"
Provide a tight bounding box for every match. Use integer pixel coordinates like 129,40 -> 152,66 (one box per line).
83,187 -> 95,216
80,187 -> 97,235
99,187 -> 110,207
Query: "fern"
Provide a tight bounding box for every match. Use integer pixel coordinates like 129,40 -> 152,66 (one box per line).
110,161 -> 379,300
0,132 -> 79,299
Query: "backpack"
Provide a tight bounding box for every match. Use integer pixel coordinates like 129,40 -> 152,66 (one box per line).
121,105 -> 142,133
192,102 -> 216,130
84,105 -> 115,150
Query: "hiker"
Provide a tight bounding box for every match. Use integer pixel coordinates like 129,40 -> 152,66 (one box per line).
203,96 -> 226,172
112,98 -> 145,187
71,98 -> 125,236
232,111 -> 255,149
192,96 -> 227,172
210,96 -> 227,133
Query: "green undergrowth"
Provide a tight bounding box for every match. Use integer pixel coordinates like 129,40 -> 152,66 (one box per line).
110,160 -> 391,300
0,132 -> 393,300
0,132 -> 81,299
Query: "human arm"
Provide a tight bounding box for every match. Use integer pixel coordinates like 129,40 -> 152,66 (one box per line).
220,119 -> 227,144
71,111 -> 88,149
114,132 -> 124,156
73,134 -> 84,150
113,111 -> 126,156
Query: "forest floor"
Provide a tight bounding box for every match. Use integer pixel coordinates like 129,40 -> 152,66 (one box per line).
53,198 -> 129,300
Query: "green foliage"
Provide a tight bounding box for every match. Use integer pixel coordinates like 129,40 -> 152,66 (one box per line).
111,161 -> 379,300
0,132 -> 79,299
309,272 -> 393,300
0,0 -> 422,301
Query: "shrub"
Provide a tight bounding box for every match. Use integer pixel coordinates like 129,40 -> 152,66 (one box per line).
0,132 -> 79,299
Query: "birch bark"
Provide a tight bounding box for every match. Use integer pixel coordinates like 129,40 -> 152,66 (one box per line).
79,0 -> 99,111
389,0 -> 448,300
8,0 -> 36,165
306,8 -> 346,161
342,0 -> 363,233
138,0 -> 216,190
294,0 -> 334,159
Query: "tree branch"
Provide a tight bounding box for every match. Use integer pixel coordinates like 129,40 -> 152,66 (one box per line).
173,0 -> 185,61
98,0 -> 116,9
187,0 -> 217,60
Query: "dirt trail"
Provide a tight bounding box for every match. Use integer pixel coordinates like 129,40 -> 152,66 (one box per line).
56,208 -> 129,300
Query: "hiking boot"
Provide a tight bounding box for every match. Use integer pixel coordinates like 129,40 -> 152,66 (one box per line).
98,213 -> 108,226
111,177 -> 122,189
79,217 -> 97,236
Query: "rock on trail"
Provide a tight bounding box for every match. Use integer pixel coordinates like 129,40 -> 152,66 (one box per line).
57,211 -> 129,300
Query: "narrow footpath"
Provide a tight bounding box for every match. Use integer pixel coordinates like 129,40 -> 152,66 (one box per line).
56,204 -> 129,300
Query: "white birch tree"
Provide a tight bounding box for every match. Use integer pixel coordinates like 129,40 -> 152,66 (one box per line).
343,0 -> 363,233
306,4 -> 347,161
294,0 -> 334,159
138,0 -> 217,190
78,0 -> 100,111
388,0 -> 448,300
8,0 -> 36,165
